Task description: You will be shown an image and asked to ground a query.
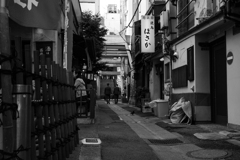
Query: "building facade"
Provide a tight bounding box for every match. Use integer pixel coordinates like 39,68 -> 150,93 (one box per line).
9,0 -> 82,72
128,0 -> 240,128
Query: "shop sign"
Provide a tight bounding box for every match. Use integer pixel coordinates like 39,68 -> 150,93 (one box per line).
141,15 -> 155,53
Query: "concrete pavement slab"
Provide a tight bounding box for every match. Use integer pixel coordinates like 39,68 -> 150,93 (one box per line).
194,132 -> 229,140
226,139 -> 240,147
127,122 -> 160,139
139,122 -> 178,139
79,145 -> 101,160
219,130 -> 240,138
150,145 -> 198,160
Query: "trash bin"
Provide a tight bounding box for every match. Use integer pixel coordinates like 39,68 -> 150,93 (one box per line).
156,100 -> 169,118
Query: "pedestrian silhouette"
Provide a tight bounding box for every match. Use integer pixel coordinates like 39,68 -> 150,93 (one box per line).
113,84 -> 121,104
104,83 -> 111,104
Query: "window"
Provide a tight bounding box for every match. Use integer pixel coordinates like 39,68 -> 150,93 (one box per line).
172,65 -> 188,88
165,63 -> 170,81
187,46 -> 194,81
108,4 -> 117,13
177,0 -> 195,36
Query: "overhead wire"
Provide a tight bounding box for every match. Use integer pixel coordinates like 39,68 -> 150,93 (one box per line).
119,0 -> 171,35
119,0 -> 143,34
119,0 -> 172,44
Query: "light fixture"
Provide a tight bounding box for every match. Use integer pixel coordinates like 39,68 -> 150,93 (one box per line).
82,63 -> 87,71
173,51 -> 178,58
160,57 -> 164,61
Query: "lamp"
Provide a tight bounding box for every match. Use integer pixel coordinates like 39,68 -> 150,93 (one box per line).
82,63 -> 87,71
82,63 -> 87,78
173,51 -> 179,59
159,50 -> 178,62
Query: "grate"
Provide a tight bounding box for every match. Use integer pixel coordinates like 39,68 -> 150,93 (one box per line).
82,138 -> 101,145
148,139 -> 183,145
86,138 -> 98,143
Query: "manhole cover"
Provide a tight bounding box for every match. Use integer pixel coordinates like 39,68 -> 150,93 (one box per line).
81,138 -> 101,145
187,149 -> 231,159
148,139 -> 183,145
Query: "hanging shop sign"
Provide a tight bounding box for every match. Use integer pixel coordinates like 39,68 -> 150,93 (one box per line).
141,15 -> 155,53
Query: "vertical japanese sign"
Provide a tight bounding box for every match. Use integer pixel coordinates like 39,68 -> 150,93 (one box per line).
141,15 -> 155,53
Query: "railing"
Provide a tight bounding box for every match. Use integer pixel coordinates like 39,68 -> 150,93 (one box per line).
176,0 -> 195,36
0,50 -> 96,160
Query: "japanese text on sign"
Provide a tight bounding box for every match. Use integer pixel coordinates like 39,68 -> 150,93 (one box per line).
141,15 -> 155,53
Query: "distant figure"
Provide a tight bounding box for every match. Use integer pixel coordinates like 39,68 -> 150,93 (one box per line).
104,83 -> 112,104
113,84 -> 121,104
73,71 -> 87,100
73,71 -> 87,115
123,86 -> 126,98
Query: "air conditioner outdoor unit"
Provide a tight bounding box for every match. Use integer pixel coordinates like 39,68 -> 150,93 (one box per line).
160,11 -> 169,29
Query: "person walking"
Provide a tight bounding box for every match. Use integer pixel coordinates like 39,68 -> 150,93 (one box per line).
104,83 -> 112,104
113,84 -> 121,104
73,70 -> 88,116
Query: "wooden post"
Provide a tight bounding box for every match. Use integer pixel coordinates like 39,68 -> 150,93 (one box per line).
34,52 -> 44,158
25,46 -> 33,160
40,54 -> 50,160
67,71 -> 74,151
62,68 -> 69,157
52,63 -> 62,160
69,72 -> 79,146
0,0 -> 14,156
57,65 -> 66,159
47,58 -> 57,160
30,51 -> 37,160
63,69 -> 70,154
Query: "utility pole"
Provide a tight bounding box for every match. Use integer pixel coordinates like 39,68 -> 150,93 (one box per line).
0,0 -> 14,157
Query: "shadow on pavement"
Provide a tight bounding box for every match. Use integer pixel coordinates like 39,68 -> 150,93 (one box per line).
118,103 -> 240,160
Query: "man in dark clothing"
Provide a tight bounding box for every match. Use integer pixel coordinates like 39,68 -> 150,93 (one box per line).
113,84 -> 121,104
104,83 -> 111,104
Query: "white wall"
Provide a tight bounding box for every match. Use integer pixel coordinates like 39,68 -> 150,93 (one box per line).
195,35 -> 210,93
81,3 -> 96,14
173,36 -> 195,93
139,0 -> 148,18
105,13 -> 120,34
226,29 -> 240,125
151,60 -> 161,100
173,35 -> 210,94
99,0 -> 120,16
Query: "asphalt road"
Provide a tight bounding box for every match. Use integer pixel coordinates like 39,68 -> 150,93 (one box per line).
96,102 -> 159,160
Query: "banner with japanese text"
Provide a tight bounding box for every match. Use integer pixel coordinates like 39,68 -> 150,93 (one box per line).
7,0 -> 61,30
141,15 -> 155,53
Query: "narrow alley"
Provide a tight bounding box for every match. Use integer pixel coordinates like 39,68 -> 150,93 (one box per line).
70,100 -> 240,160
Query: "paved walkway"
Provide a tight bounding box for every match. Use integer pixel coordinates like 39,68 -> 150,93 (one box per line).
68,100 -> 240,160
109,102 -> 203,160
